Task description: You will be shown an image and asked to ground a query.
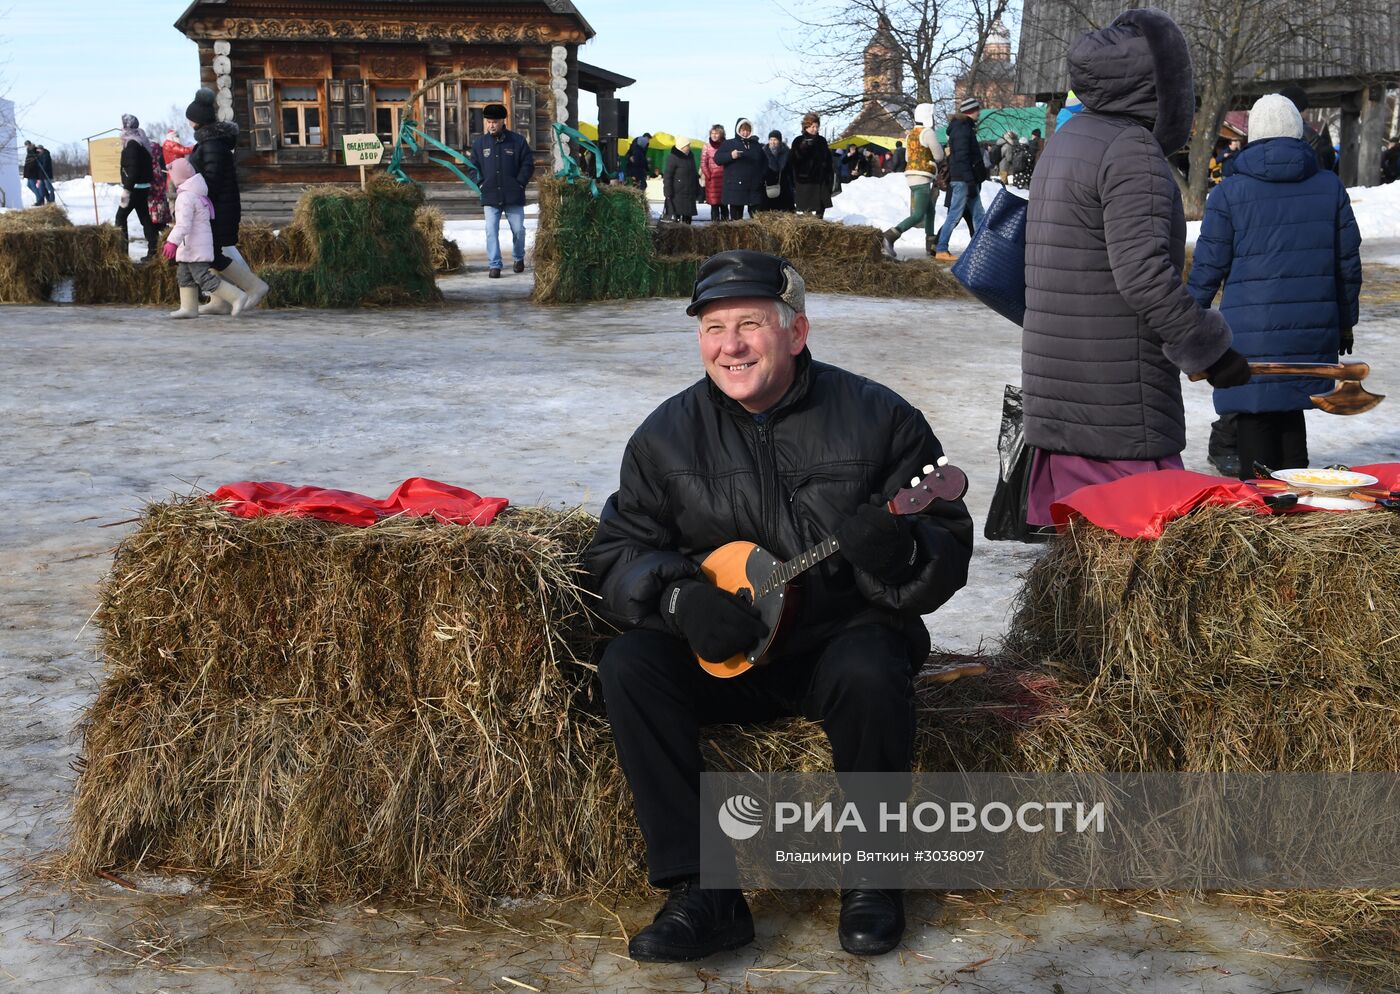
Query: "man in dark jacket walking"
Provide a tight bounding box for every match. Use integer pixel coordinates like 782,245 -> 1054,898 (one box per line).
1021,7 -> 1250,525
586,250 -> 973,964
39,146 -> 55,203
469,102 -> 535,278
625,133 -> 652,191
22,141 -> 43,205
931,98 -> 987,261
714,118 -> 766,220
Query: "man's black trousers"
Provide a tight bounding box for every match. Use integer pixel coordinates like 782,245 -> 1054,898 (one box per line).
599,623 -> 920,886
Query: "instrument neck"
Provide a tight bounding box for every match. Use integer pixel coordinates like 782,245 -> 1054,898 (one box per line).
756,535 -> 841,598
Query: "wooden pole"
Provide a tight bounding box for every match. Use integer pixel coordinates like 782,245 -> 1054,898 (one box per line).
360,164 -> 366,190
88,140 -> 100,224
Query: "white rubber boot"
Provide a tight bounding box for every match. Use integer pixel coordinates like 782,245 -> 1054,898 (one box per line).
169,286 -> 201,319
210,279 -> 249,318
199,248 -> 268,314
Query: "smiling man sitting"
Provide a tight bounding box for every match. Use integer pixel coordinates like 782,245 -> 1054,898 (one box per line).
585,250 -> 974,962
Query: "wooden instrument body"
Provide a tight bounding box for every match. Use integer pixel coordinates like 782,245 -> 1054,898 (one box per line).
689,460 -> 969,679
696,541 -> 801,678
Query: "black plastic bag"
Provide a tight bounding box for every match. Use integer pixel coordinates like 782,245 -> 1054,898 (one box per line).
984,384 -> 1038,542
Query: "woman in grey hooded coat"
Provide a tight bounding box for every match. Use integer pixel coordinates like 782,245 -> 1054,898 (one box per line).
1021,7 -> 1250,525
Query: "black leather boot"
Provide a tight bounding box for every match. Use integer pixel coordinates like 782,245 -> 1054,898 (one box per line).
628,877 -> 754,962
838,888 -> 905,955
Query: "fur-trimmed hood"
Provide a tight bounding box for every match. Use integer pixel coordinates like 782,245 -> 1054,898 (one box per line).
1068,6 -> 1194,153
194,120 -> 240,144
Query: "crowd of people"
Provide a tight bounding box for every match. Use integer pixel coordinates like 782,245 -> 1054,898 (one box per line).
631,98 -> 1048,263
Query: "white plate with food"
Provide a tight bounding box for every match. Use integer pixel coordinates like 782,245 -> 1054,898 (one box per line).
1271,468 -> 1379,493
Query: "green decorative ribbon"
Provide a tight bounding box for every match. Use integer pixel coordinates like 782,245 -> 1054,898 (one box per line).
552,122 -> 605,196
388,119 -> 482,194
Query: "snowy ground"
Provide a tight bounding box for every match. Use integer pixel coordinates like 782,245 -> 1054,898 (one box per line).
2,249 -> 1398,990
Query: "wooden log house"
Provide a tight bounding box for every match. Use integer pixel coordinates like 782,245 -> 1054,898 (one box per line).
174,0 -> 633,219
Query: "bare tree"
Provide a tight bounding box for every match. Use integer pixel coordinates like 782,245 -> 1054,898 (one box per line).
1018,0 -> 1393,217
776,0 -> 1016,124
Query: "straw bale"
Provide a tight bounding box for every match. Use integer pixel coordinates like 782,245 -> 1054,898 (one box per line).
652,218 -> 780,257
0,223 -> 177,305
415,206 -> 462,274
1009,508 -> 1400,714
0,204 -> 74,232
651,215 -> 885,263
273,178 -> 441,308
799,256 -> 965,299
534,177 -> 965,304
236,222 -> 289,268
71,499 -> 628,906
532,179 -> 658,304
67,496 -> 1400,982
259,265 -> 318,308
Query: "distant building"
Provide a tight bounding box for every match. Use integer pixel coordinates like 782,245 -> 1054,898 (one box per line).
840,14 -> 911,139
955,19 -> 1034,111
173,0 -> 631,217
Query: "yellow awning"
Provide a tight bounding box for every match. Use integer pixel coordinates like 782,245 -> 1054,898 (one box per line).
830,135 -> 901,151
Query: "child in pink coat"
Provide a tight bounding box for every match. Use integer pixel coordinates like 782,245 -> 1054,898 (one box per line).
163,157 -> 247,318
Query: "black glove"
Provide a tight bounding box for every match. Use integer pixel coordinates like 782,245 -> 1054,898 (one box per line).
1204,348 -> 1252,389
1339,327 -> 1354,356
660,580 -> 767,661
835,502 -> 918,584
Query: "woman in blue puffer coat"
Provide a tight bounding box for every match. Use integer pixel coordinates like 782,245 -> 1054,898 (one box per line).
1188,93 -> 1363,478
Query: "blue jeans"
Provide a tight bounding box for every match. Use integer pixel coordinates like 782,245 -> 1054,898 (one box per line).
27,178 -> 43,205
484,204 -> 526,271
40,179 -> 55,204
935,181 -> 985,253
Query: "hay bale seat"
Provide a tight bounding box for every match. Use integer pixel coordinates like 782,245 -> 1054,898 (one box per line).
66,499 -> 1397,984
0,205 -> 178,305
1006,506 -> 1400,773
0,177 -> 452,309
530,177 -> 966,304
998,505 -> 1400,988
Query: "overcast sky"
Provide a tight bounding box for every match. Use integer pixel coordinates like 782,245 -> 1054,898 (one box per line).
3,1 -> 817,148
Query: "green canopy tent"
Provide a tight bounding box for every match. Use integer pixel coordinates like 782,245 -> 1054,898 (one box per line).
933,106 -> 1051,144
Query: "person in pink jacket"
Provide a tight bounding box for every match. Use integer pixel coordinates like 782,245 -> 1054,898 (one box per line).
162,158 -> 247,319
700,124 -> 728,222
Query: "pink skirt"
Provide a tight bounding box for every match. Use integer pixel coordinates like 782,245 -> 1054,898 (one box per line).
1026,450 -> 1184,527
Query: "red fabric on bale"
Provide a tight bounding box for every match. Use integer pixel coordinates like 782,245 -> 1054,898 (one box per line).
208,478 -> 509,527
1049,463 -> 1400,540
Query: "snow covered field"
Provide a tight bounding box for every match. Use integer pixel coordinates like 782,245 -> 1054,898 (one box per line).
2,259 -> 1398,990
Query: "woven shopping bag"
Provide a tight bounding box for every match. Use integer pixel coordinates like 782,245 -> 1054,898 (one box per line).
950,186 -> 1028,326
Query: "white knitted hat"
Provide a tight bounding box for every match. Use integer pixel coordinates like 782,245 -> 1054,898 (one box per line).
1248,94 -> 1304,142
